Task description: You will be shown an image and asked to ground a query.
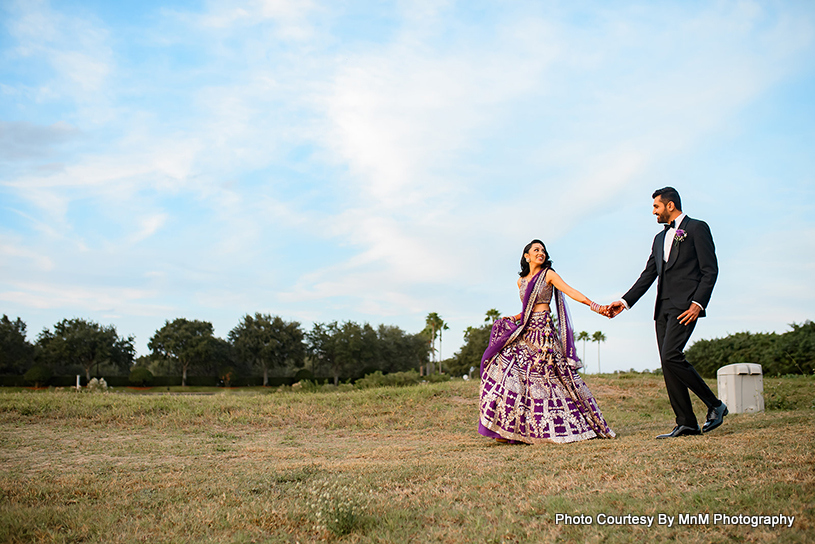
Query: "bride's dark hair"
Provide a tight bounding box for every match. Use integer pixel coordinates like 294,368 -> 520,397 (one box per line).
519,239 -> 553,277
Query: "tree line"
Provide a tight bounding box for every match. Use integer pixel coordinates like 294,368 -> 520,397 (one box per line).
0,314 -> 429,386
3,309 -> 624,386
685,321 -> 815,377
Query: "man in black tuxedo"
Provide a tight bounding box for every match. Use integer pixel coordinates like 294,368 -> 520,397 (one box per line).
608,187 -> 727,438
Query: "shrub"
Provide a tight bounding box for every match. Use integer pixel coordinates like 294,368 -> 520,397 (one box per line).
303,476 -> 369,537
425,373 -> 451,383
685,321 -> 815,377
23,365 -> 52,387
355,370 -> 421,389
85,377 -> 108,392
292,380 -> 323,392
129,367 -> 154,387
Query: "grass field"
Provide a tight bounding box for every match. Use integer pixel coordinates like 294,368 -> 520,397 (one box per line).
1,374 -> 813,543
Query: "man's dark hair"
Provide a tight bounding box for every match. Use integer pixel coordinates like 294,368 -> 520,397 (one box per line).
652,187 -> 682,212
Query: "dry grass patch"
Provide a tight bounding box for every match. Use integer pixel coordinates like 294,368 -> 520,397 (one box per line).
0,375 -> 813,543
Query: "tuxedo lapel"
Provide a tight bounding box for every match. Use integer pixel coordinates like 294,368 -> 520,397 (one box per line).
655,229 -> 666,275
665,216 -> 689,271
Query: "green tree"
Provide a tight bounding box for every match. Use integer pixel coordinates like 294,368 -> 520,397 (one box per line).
307,322 -> 340,384
425,313 -> 441,340
446,308 -> 508,377
38,318 -> 134,381
592,331 -> 607,374
484,309 -> 501,323
307,321 -> 385,385
335,321 -> 378,383
24,365 -> 52,387
135,354 -> 174,377
148,318 -> 215,386
229,313 -> 305,386
0,315 -> 35,374
423,312 -> 446,373
129,366 -> 154,386
775,321 -> 815,374
376,325 -> 429,374
685,321 -> 815,377
438,320 -> 449,372
209,337 -> 237,377
576,331 -> 590,368
446,323 -> 491,377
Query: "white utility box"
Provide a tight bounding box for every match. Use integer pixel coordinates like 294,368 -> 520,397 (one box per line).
716,363 -> 764,414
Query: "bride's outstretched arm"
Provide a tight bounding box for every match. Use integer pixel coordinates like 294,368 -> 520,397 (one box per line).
546,270 -> 590,304
546,270 -> 609,316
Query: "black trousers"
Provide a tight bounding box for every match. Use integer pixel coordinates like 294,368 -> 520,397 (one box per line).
655,302 -> 720,427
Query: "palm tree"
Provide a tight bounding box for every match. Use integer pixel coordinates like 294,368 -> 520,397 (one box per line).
485,309 -> 501,323
592,331 -> 607,374
438,320 -> 449,372
576,331 -> 590,369
424,312 -> 445,374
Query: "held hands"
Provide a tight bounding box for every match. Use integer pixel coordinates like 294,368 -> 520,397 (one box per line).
606,301 -> 626,318
590,302 -> 613,319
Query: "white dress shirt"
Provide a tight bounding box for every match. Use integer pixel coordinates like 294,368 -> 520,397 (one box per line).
663,212 -> 686,262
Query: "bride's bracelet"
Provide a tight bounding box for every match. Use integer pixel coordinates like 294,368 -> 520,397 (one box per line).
590,301 -> 602,314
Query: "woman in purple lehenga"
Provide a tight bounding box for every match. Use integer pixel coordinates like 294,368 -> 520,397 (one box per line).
479,240 -> 615,444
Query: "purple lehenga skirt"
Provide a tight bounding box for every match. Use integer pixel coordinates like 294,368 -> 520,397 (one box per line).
479,312 -> 615,444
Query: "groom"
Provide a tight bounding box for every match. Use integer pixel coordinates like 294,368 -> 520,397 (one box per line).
608,187 -> 727,438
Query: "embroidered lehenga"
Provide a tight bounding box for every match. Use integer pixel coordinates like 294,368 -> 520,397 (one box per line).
479,269 -> 615,444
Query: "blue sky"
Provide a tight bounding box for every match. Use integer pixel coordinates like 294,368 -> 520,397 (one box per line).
1,0 -> 814,373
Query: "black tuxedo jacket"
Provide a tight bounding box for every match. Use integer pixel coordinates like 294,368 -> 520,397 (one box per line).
622,216 -> 718,320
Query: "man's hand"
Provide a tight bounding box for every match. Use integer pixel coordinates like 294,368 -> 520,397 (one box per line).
677,304 -> 701,326
607,301 -> 626,318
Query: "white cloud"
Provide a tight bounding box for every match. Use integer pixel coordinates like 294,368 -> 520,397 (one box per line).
130,213 -> 168,244
291,1 -> 804,298
320,33 -> 553,207
176,0 -> 319,41
0,243 -> 54,271
0,281 -> 169,316
7,0 -> 114,111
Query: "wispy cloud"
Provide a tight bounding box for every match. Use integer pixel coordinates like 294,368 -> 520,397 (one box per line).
0,242 -> 53,272
0,280 -> 170,316
6,0 -> 114,117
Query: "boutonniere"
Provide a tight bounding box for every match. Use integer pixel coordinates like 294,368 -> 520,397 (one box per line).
674,229 -> 687,243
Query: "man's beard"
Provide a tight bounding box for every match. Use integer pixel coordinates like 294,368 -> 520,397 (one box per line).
657,211 -> 671,224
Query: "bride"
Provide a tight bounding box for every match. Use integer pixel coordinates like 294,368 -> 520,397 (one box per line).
479,239 -> 615,444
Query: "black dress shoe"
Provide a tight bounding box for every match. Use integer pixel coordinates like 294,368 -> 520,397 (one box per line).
656,425 -> 701,439
703,403 -> 728,433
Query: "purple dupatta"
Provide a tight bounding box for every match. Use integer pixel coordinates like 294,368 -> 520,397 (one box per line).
480,268 -> 582,377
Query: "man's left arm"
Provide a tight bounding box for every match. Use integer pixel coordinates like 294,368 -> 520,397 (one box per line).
691,219 -> 718,308
678,220 -> 718,325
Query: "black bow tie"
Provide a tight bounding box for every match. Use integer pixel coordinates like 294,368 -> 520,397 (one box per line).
664,220 -> 676,230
